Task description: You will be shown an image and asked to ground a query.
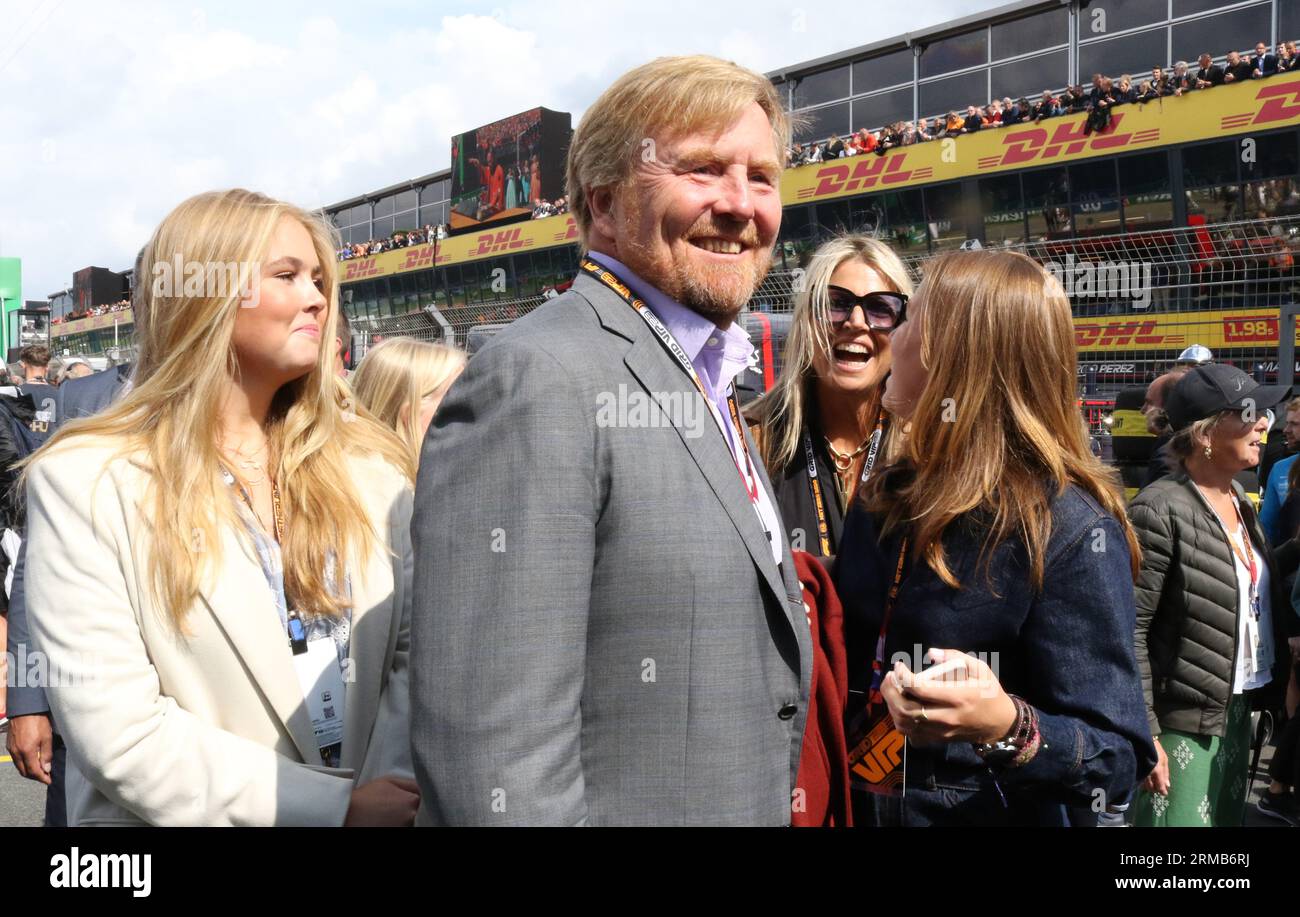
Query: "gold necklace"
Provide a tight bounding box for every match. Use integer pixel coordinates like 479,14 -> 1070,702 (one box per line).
824,435 -> 872,494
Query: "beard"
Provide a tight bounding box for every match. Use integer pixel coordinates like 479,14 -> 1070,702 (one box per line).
616,197 -> 772,325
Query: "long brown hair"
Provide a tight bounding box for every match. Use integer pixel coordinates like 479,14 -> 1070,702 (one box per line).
861,250 -> 1140,591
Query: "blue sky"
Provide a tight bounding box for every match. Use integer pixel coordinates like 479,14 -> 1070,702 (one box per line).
0,0 -> 1004,299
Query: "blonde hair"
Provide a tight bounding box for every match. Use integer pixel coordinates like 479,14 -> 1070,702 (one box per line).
862,250 -> 1140,591
24,189 -> 414,627
565,55 -> 791,249
749,234 -> 914,471
1165,413 -> 1224,469
351,337 -> 466,468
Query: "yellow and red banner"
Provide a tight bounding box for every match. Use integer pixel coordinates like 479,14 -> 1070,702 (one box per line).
338,214 -> 578,283
1073,307 -> 1298,354
51,309 -> 133,339
782,76 -> 1300,206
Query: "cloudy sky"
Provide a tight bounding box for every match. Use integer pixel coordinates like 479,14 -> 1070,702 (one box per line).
0,0 -> 1004,299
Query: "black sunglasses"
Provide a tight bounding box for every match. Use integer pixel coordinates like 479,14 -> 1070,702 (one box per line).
826,286 -> 908,331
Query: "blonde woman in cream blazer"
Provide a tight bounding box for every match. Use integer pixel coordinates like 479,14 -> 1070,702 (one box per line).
23,189 -> 419,826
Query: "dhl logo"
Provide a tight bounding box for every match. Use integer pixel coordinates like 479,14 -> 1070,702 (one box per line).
469,227 -> 535,256
342,258 -> 380,281
796,153 -> 929,200
553,216 -> 578,242
1220,78 -> 1300,130
979,114 -> 1158,171
400,244 -> 439,272
1074,320 -> 1183,348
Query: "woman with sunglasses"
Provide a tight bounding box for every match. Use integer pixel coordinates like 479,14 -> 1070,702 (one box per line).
748,235 -> 912,558
1130,364 -> 1300,826
835,250 -> 1155,825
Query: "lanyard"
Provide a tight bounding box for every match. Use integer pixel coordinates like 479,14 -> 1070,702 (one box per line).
580,257 -> 760,504
1196,485 -> 1261,616
802,411 -> 887,556
867,535 -> 910,715
1227,500 -> 1261,617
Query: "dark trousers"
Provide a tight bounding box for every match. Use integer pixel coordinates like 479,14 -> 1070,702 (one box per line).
1267,710 -> 1300,790
43,731 -> 66,827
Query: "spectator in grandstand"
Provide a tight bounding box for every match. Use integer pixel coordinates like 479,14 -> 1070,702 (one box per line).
1274,42 -> 1294,73
899,122 -> 918,146
944,110 -> 966,136
1063,84 -> 1089,113
788,142 -> 808,166
856,128 -> 877,154
876,122 -> 903,154
1223,49 -> 1254,83
1251,41 -> 1278,79
1136,79 -> 1160,104
914,118 -> 934,141
1032,89 -> 1061,121
22,188 -> 420,826
962,104 -> 984,133
1001,97 -> 1026,126
412,54 -> 805,826
351,337 -> 465,470
1194,52 -> 1225,88
1260,397 -> 1300,545
825,133 -> 845,159
1113,74 -> 1136,104
1278,42 -> 1296,74
1085,74 -> 1115,134
835,249 -> 1154,826
747,234 -> 910,558
1130,364 -> 1298,827
1149,66 -> 1174,98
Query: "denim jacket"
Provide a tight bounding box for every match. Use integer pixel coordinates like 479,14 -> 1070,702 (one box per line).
835,481 -> 1158,826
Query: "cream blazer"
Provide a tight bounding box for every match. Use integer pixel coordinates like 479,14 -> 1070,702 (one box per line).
24,439 -> 415,826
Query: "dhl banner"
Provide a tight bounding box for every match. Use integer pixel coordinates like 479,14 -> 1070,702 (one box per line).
52,308 -> 133,339
339,214 -> 577,283
782,76 -> 1300,206
1073,307 -> 1298,353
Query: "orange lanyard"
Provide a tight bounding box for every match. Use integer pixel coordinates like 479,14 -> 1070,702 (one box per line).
581,257 -> 760,503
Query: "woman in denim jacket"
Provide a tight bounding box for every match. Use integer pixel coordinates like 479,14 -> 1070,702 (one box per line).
835,250 -> 1157,826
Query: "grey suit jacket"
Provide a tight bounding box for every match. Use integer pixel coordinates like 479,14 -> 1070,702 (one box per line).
6,363 -> 131,717
410,271 -> 812,826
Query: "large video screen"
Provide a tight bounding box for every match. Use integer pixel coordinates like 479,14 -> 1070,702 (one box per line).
449,107 -> 570,230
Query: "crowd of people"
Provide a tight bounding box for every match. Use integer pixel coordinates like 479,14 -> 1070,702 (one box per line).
788,40 -> 1300,166
2,53 -> 1298,833
50,298 -> 130,325
334,195 -> 570,264
337,223 -> 447,261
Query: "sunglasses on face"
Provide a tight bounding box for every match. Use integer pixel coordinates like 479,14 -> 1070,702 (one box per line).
826,286 -> 908,331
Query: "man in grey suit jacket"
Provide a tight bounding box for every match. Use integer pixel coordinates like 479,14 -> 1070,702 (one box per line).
410,56 -> 811,826
5,362 -> 131,825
